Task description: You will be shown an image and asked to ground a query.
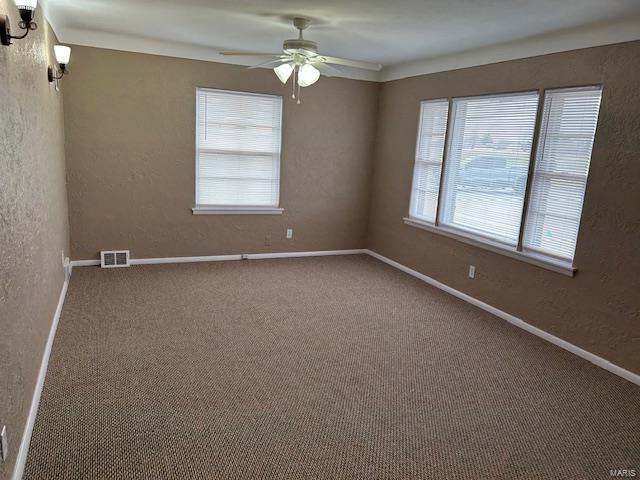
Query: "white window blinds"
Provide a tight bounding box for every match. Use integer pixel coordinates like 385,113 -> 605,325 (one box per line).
196,88 -> 283,208
409,100 -> 449,223
439,92 -> 539,245
523,86 -> 602,260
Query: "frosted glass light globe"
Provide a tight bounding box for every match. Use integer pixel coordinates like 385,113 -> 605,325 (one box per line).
297,64 -> 320,87
274,63 -> 294,84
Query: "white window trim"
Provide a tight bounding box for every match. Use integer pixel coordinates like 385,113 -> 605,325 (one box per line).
192,206 -> 284,215
403,216 -> 575,276
193,87 -> 284,215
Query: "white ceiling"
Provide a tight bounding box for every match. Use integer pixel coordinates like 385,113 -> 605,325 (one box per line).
43,0 -> 640,81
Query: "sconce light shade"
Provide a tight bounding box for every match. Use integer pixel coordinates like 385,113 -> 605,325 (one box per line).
54,44 -> 71,65
297,64 -> 320,87
15,0 -> 37,10
15,0 -> 36,23
274,63 -> 293,84
2,0 -> 37,45
49,45 -> 71,84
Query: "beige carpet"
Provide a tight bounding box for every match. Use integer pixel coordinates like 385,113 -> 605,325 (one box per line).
24,255 -> 639,479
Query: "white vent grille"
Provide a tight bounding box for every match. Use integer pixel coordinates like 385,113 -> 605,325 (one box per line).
101,250 -> 130,268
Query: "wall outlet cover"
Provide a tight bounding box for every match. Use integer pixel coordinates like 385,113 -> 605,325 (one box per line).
468,265 -> 476,279
286,228 -> 293,239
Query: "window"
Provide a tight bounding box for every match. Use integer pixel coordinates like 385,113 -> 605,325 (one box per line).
523,86 -> 602,260
440,92 -> 539,245
406,86 -> 602,274
409,99 -> 449,223
193,88 -> 283,215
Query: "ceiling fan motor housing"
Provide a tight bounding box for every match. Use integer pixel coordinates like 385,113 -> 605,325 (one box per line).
283,39 -> 318,55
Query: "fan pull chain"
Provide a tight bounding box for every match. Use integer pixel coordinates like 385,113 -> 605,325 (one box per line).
291,68 -> 296,99
297,82 -> 301,104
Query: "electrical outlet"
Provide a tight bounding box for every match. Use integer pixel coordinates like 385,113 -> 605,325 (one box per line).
1,425 -> 8,462
286,228 -> 293,239
264,234 -> 271,247
468,265 -> 476,279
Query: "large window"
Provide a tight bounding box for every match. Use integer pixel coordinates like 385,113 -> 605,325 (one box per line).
440,92 -> 539,245
193,88 -> 283,215
407,86 -> 602,273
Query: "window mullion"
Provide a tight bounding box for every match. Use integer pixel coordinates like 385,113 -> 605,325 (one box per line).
434,97 -> 454,227
516,89 -> 546,252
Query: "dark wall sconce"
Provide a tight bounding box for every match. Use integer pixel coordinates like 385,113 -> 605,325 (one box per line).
1,0 -> 38,46
48,45 -> 71,83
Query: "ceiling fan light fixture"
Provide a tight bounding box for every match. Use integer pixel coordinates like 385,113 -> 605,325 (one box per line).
274,63 -> 293,84
297,63 -> 320,87
223,17 -> 381,105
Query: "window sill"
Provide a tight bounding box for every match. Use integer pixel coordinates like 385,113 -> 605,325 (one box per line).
193,206 -> 284,215
403,217 -> 576,277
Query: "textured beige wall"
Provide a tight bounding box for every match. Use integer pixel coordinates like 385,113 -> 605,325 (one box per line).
63,46 -> 379,260
368,41 -> 640,374
0,4 -> 69,479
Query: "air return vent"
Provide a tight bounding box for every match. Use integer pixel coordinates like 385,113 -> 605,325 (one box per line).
101,250 -> 130,268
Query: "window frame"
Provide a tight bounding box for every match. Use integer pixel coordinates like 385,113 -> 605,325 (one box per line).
521,85 -> 603,262
192,87 -> 284,216
408,98 -> 451,224
405,85 -> 603,276
437,90 -> 540,245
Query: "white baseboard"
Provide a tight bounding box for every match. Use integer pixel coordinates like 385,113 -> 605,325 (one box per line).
130,254 -> 243,265
69,259 -> 100,267
244,249 -> 366,260
12,278 -> 69,480
70,249 -> 368,267
365,249 -> 640,386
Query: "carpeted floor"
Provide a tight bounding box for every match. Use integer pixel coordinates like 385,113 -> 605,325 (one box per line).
24,255 -> 639,479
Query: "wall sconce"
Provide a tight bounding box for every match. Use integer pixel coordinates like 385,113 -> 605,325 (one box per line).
0,0 -> 38,46
48,45 -> 71,83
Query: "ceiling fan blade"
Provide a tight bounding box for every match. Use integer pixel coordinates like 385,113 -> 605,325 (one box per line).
319,55 -> 382,71
248,58 -> 286,69
309,61 -> 342,77
219,51 -> 282,56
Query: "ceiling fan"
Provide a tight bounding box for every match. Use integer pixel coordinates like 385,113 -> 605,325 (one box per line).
220,17 -> 382,104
